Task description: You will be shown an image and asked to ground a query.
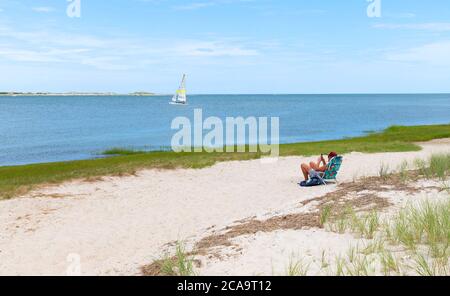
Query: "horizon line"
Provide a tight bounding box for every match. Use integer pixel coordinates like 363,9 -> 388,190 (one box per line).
1,92 -> 450,96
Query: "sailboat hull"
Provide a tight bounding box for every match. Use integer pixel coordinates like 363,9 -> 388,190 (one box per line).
170,74 -> 188,105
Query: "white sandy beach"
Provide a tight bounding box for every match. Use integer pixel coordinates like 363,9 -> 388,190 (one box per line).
0,140 -> 449,276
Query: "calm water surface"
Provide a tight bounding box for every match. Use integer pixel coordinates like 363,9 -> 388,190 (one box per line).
1,94 -> 449,166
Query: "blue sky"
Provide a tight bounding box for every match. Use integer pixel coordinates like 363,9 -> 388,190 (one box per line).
0,0 -> 449,93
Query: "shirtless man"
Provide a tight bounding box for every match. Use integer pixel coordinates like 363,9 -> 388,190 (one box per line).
301,151 -> 337,181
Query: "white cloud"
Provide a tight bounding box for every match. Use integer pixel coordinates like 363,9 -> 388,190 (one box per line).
384,12 -> 416,19
0,25 -> 261,70
0,48 -> 89,63
32,7 -> 55,13
173,2 -> 215,10
373,23 -> 450,32
386,41 -> 450,65
80,57 -> 135,71
0,25 -> 107,48
175,41 -> 259,57
172,0 -> 254,10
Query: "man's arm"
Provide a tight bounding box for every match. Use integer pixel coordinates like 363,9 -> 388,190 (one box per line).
316,165 -> 328,172
317,155 -> 328,171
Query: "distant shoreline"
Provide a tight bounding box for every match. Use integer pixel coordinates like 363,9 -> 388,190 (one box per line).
0,92 -> 157,97
1,93 -> 450,97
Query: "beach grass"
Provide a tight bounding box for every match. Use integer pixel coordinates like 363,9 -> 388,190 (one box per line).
286,255 -> 310,276
101,148 -> 147,156
319,204 -> 333,227
1,123 -> 449,199
379,163 -> 390,180
379,250 -> 401,276
388,199 -> 450,258
415,153 -> 450,181
277,156 -> 450,276
143,242 -> 196,276
322,198 -> 450,276
323,193 -> 450,276
160,242 -> 196,276
326,207 -> 381,239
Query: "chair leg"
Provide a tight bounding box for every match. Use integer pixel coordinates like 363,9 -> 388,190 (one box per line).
325,179 -> 339,185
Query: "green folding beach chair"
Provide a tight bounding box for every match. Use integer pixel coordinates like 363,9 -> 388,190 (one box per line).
318,156 -> 343,184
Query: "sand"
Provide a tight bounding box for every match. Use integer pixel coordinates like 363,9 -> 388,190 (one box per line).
197,183 -> 450,276
0,139 -> 449,275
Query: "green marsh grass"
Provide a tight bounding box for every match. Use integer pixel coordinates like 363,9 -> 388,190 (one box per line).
1,124 -> 449,199
101,148 -> 147,156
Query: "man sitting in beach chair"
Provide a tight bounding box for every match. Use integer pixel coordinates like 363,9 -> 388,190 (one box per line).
300,152 -> 341,183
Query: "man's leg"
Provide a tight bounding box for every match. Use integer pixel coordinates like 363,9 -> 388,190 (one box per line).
301,163 -> 310,181
310,161 -> 320,170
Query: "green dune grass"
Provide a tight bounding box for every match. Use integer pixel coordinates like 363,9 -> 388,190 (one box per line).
101,148 -> 147,156
1,124 -> 449,200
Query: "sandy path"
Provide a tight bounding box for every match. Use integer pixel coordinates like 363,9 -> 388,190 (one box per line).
0,140 -> 449,275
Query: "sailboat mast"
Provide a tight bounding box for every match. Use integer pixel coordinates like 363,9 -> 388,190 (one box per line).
170,74 -> 188,105
180,74 -> 186,90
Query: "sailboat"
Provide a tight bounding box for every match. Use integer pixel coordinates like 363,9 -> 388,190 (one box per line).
170,74 -> 188,105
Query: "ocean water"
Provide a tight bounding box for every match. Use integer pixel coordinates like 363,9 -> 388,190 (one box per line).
1,94 -> 449,166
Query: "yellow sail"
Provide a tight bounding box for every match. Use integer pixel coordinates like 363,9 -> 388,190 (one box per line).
171,74 -> 187,104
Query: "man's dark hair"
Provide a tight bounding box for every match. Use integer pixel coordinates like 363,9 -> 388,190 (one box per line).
328,152 -> 338,159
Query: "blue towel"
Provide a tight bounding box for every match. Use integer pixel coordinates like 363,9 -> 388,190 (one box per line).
300,177 -> 322,187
